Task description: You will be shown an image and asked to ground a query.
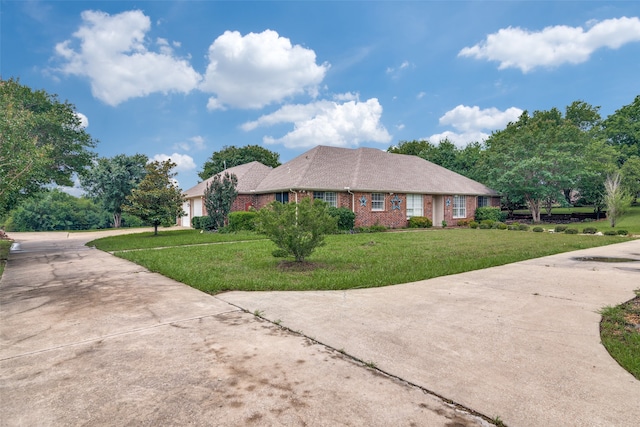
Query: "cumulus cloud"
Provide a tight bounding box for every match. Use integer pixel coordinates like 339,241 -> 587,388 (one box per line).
200,29 -> 329,110
242,99 -> 392,149
151,153 -> 196,172
173,135 -> 206,152
428,105 -> 523,146
459,16 -> 640,72
54,10 -> 202,106
75,112 -> 89,128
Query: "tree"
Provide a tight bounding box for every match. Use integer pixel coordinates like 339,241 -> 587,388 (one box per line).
256,198 -> 337,262
620,156 -> 640,204
203,172 -> 238,230
574,140 -> 618,214
122,160 -> 184,235
80,154 -> 148,228
388,140 -> 434,156
480,107 -> 591,223
199,145 -> 281,180
603,172 -> 632,227
0,78 -> 97,214
603,95 -> 640,163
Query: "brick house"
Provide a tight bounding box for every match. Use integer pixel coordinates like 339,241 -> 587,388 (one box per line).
180,145 -> 500,228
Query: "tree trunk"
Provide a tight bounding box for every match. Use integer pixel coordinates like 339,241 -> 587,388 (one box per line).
527,197 -> 541,223
113,212 -> 122,228
154,223 -> 159,235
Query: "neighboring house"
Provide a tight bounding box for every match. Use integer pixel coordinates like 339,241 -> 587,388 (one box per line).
181,145 -> 499,228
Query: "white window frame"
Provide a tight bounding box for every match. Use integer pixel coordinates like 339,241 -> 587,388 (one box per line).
453,195 -> 466,218
313,191 -> 337,207
371,193 -> 385,211
406,194 -> 423,217
478,196 -> 490,208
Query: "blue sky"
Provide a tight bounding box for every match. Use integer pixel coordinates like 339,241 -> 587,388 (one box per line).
3,1 -> 640,192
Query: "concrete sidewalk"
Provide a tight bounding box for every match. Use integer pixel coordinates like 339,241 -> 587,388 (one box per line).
220,239 -> 640,427
0,230 -> 486,426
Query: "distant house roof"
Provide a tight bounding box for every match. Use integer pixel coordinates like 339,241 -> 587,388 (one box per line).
184,146 -> 498,197
183,161 -> 272,198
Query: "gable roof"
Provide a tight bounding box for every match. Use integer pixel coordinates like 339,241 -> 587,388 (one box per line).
183,161 -> 272,198
185,146 -> 498,197
255,146 -> 498,196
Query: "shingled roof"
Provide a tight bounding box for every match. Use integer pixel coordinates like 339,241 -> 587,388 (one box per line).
185,146 -> 497,197
254,146 -> 497,196
183,161 -> 272,198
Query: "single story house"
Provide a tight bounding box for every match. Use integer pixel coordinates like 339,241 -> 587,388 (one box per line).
180,145 -> 499,228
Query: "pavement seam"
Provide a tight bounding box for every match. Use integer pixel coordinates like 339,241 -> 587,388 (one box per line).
0,308 -> 242,362
218,297 -> 502,426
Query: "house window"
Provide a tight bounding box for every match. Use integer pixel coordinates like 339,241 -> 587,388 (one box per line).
478,196 -> 490,208
371,193 -> 385,211
275,192 -> 289,203
453,195 -> 466,218
313,191 -> 337,207
406,194 -> 423,217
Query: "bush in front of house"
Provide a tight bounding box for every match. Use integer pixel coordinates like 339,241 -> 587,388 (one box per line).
518,224 -> 530,231
555,225 -> 568,232
457,219 -> 469,227
227,211 -> 257,232
469,221 -> 479,229
475,207 -> 507,223
564,228 -> 579,234
493,222 -> 508,230
328,206 -> 356,231
191,216 -> 203,229
604,230 -> 618,236
583,227 -> 598,234
617,229 -> 628,236
533,226 -> 544,232
408,216 -> 433,228
481,219 -> 495,228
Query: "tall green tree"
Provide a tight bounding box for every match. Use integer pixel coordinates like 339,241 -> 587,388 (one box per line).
199,145 -> 281,180
80,154 -> 148,228
123,160 -> 184,235
256,198 -> 337,262
603,95 -> 640,163
620,156 -> 640,203
480,107 -> 592,222
203,172 -> 238,230
0,78 -> 97,214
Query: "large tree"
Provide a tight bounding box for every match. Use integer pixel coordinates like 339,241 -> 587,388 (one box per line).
199,145 -> 281,180
0,78 -> 97,214
603,95 -> 640,163
123,160 -> 184,235
620,155 -> 640,203
481,107 -> 592,222
80,154 -> 148,228
203,172 -> 238,230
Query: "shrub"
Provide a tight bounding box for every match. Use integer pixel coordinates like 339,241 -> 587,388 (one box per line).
617,229 -> 629,236
191,216 -> 203,229
228,211 -> 257,232
475,207 -> 507,222
469,221 -> 479,229
533,227 -> 544,232
369,224 -> 388,233
604,230 -> 618,236
493,222 -> 508,230
518,224 -> 530,231
564,228 -> 579,234
582,227 -> 598,234
507,225 -> 519,231
199,216 -> 215,231
408,216 -> 433,229
328,206 -> 356,231
479,223 -> 491,229
481,219 -> 495,228
555,225 -> 568,232
441,220 -> 447,228
457,219 -> 469,227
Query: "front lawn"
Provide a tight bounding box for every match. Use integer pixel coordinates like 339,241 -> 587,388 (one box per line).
600,292 -> 640,380
99,229 -> 630,294
0,240 -> 11,278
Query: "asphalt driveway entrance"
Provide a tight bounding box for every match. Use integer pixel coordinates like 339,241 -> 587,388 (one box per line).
0,230 -> 486,426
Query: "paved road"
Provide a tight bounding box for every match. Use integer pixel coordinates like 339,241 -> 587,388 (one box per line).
1,230 -> 487,427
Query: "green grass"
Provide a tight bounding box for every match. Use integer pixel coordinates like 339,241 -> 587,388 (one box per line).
88,229 -> 265,251
516,206 -> 640,235
107,229 -> 630,294
0,240 -> 11,279
600,292 -> 640,380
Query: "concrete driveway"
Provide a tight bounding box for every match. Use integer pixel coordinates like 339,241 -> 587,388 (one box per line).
0,230 -> 487,427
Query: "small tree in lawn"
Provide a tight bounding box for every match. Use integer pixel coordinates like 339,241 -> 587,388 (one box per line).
122,160 -> 184,235
256,197 -> 337,262
203,172 -> 238,230
603,172 -> 632,228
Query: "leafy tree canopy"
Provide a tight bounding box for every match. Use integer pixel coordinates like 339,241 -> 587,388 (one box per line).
80,154 -> 148,228
199,145 -> 281,180
122,160 -> 184,235
203,172 -> 238,230
0,78 -> 97,214
603,95 -> 640,162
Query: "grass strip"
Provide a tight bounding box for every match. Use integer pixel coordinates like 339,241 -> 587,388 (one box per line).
600,292 -> 640,380
0,240 -> 11,279
111,229 -> 629,294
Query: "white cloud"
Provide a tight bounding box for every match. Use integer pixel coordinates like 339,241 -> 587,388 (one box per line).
386,60 -> 413,78
75,112 -> 89,128
416,91 -> 426,100
333,92 -> 359,102
459,16 -> 640,72
243,98 -> 392,149
172,135 -> 206,152
55,10 -> 202,106
200,29 -> 329,110
151,153 -> 196,172
428,105 -> 523,146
